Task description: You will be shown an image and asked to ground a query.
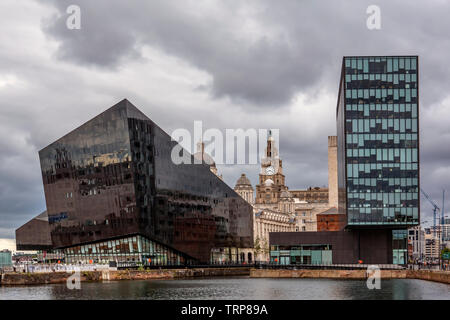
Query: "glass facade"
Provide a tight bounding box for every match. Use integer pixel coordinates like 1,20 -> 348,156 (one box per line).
38,99 -> 253,264
64,235 -> 193,265
64,235 -> 248,265
337,56 -> 420,227
269,244 -> 332,265
392,230 -> 408,265
0,250 -> 12,268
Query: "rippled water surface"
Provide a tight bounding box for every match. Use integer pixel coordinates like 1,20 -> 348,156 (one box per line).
0,277 -> 448,300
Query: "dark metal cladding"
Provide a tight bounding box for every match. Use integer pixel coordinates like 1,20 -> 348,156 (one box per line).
36,99 -> 253,263
270,230 -> 394,264
15,211 -> 53,251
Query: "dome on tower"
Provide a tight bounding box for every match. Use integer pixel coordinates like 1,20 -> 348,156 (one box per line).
235,173 -> 252,187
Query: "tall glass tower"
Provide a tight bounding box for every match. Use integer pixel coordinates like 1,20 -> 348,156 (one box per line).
336,56 -> 420,264
337,56 -> 420,229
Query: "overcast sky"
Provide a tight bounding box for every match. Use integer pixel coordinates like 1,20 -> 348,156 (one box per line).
1,0 -> 450,250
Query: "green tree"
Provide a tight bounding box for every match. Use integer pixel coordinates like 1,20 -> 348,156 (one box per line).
441,247 -> 450,260
261,239 -> 269,257
254,237 -> 262,260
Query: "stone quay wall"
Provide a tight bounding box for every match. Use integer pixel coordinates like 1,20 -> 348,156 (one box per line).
0,267 -> 250,286
1,267 -> 448,286
249,269 -> 450,284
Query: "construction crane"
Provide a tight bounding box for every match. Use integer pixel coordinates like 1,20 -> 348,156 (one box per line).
420,189 -> 441,236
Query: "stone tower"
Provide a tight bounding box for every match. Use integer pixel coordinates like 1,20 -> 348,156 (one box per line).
255,131 -> 287,204
328,136 -> 338,208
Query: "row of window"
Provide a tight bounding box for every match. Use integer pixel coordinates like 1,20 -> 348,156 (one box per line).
348,180 -> 418,189
348,201 -> 418,210
347,162 -> 418,172
346,103 -> 417,114
348,188 -> 418,195
346,119 -> 418,134
348,215 -> 418,224
345,72 -> 417,83
347,133 -> 418,145
346,88 -> 417,100
348,207 -> 418,216
347,148 -> 418,163
345,57 -> 417,73
348,192 -> 418,200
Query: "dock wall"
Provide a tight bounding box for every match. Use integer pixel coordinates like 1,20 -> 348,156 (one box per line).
1,268 -> 448,285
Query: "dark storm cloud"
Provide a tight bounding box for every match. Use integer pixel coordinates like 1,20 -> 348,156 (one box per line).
40,0 -> 450,109
39,0 -> 336,105
0,143 -> 44,238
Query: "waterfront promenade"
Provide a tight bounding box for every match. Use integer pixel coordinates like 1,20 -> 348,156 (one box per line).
1,266 -> 449,286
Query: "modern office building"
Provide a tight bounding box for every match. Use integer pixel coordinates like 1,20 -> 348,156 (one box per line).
424,228 -> 440,260
337,55 -> 420,264
270,56 -> 420,265
337,56 -> 419,227
16,99 -> 253,265
0,250 -> 13,269
408,226 -> 425,262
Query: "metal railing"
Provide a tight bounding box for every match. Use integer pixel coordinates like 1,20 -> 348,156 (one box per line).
10,263 -> 109,273
255,263 -> 407,270
4,261 -> 409,272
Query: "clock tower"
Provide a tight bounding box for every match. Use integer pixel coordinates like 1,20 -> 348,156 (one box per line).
255,131 -> 287,204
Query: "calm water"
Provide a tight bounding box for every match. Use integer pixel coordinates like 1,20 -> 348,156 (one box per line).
0,277 -> 448,300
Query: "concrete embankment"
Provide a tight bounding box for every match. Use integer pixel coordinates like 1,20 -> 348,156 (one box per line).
249,269 -> 450,284
0,267 -> 250,286
1,268 -> 448,286
407,270 -> 450,284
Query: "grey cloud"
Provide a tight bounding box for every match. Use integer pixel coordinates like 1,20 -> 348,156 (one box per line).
41,1 -> 142,68
38,0 -> 342,106
39,0 -> 450,108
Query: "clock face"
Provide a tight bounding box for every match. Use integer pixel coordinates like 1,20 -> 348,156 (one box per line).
265,166 -> 275,175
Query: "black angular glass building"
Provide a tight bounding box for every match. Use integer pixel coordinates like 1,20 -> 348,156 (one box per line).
20,99 -> 253,265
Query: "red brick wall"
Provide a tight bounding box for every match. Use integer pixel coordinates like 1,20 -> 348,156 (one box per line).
317,214 -> 346,231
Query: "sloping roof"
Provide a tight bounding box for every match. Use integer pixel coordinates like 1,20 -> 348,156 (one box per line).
235,173 -> 252,187
16,211 -> 52,251
35,211 -> 48,221
317,207 -> 339,215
